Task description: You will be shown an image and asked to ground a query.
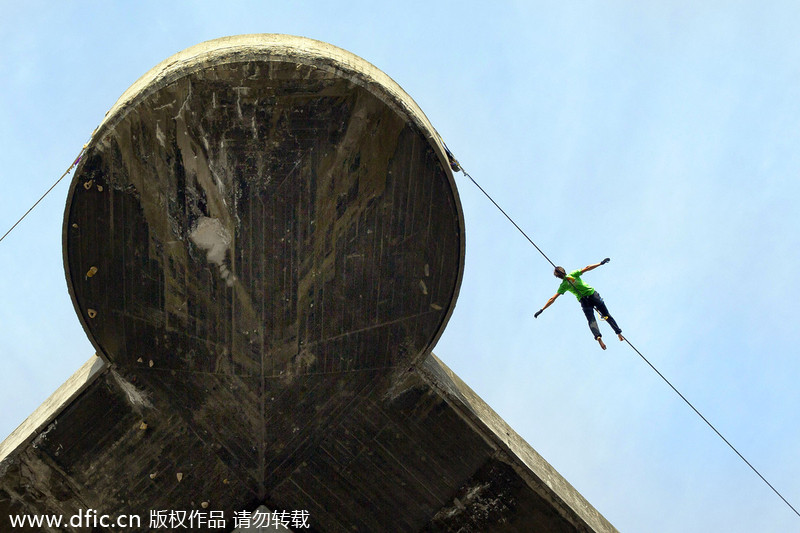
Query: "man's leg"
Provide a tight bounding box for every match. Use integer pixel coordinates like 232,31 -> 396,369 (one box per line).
580,298 -> 604,348
590,292 -> 624,340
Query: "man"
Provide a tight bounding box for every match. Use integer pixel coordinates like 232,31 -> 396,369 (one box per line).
534,258 -> 624,350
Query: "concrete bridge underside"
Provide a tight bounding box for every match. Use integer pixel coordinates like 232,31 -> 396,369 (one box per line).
0,35 -> 616,532
0,351 -> 614,532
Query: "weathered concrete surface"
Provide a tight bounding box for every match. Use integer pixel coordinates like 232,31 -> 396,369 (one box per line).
0,352 -> 616,532
0,35 -> 617,532
417,354 -> 614,532
0,355 -> 105,468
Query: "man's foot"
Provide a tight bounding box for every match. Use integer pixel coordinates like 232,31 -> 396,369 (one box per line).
618,334 -> 625,342
596,337 -> 606,350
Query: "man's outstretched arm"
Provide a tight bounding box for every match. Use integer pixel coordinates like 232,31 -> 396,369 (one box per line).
580,257 -> 610,274
534,293 -> 561,318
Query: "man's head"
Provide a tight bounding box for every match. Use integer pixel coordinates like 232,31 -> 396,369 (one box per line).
554,266 -> 566,279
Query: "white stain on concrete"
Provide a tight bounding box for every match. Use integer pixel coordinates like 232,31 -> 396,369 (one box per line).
156,122 -> 166,147
111,371 -> 153,411
190,216 -> 236,286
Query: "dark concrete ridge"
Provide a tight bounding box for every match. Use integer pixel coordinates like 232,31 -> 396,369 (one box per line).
418,354 -> 616,532
0,351 -> 617,532
0,35 -> 616,531
0,355 -> 106,469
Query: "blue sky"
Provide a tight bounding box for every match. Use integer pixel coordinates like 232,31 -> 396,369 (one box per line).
2,2 -> 799,531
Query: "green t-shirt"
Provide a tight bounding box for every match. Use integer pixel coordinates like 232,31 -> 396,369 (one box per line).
557,269 -> 595,300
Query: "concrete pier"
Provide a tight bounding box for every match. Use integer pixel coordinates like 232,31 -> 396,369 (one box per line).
0,35 -> 616,532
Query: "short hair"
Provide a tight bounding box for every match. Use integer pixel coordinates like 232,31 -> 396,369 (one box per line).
554,266 -> 566,278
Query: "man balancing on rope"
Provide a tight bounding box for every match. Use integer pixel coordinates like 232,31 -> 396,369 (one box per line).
534,258 -> 624,350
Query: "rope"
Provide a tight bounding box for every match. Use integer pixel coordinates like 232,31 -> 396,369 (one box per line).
461,168 -> 557,269
624,336 -> 800,518
448,152 -> 800,519
0,146 -> 86,245
444,147 -> 557,269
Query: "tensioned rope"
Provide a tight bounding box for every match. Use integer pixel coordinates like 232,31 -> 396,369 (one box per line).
445,151 -> 800,519
456,163 -> 558,269
623,337 -> 800,516
0,146 -> 86,245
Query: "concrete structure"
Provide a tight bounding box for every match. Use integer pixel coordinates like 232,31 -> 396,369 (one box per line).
0,35 -> 617,532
